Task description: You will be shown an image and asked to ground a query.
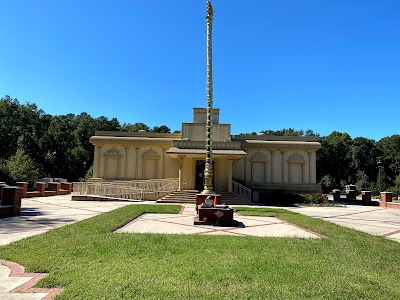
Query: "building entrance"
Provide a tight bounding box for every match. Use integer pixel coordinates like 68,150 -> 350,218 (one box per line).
195,160 -> 214,191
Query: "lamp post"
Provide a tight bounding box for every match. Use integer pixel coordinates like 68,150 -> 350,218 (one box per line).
52,151 -> 57,182
377,157 -> 382,192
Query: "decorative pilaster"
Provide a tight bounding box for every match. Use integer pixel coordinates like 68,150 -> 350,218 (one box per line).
161,146 -> 165,178
310,151 -> 317,183
93,146 -> 99,177
268,150 -> 272,183
281,150 -> 286,183
135,147 -> 140,179
124,146 -> 130,179
203,0 -> 215,194
97,146 -> 102,178
227,158 -> 233,192
178,156 -> 185,191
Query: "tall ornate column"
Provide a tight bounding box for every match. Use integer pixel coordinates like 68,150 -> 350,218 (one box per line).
203,0 -> 214,194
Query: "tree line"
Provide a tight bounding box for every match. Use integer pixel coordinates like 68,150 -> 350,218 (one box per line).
1,95 -> 399,196
0,96 -> 171,183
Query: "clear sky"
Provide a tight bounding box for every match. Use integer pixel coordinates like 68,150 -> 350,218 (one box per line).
1,0 -> 399,141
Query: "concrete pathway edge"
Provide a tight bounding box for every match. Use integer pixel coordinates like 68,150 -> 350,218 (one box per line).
0,259 -> 63,299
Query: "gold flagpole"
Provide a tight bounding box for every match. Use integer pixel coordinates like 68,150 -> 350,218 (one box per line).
203,0 -> 214,194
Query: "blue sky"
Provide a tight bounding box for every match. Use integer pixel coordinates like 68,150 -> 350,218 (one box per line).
1,0 -> 399,140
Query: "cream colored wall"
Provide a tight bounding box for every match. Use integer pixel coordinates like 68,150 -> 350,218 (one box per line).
232,156 -> 245,182
92,143 -> 179,181
181,124 -> 231,142
182,158 -> 194,190
93,142 -> 319,193
233,148 -> 318,186
214,158 -> 229,191
193,108 -> 220,124
164,153 -> 179,178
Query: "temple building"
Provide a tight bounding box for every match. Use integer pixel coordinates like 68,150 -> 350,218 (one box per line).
89,1 -> 321,199
89,107 -> 321,196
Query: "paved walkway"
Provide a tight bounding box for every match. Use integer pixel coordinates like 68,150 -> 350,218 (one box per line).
0,195 -> 132,246
0,259 -> 62,300
287,205 -> 400,243
116,204 -> 321,238
1,195 -> 400,299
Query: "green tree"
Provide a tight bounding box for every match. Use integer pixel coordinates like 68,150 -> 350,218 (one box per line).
376,135 -> 400,188
0,96 -> 49,161
151,125 -> 171,133
351,137 -> 380,186
121,122 -> 149,132
0,158 -> 11,182
317,131 -> 354,188
7,149 -> 38,184
261,128 -> 304,136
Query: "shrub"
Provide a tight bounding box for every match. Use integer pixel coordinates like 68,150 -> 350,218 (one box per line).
7,148 -> 38,184
300,193 -> 329,205
257,192 -> 328,206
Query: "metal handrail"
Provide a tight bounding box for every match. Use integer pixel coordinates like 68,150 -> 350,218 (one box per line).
232,180 -> 252,201
72,178 -> 179,201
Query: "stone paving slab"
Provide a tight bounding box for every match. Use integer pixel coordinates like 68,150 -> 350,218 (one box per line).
2,196 -> 400,245
0,260 -> 62,300
117,205 -> 321,238
0,195 -> 132,246
287,205 -> 400,243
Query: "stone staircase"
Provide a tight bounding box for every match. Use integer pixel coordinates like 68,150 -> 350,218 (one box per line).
218,192 -> 253,206
157,190 -> 253,205
157,190 -> 198,204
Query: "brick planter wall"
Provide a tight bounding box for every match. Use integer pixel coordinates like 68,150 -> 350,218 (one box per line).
48,182 -> 60,195
380,192 -> 393,208
1,187 -> 22,216
386,202 -> 400,210
379,192 -> 400,209
16,182 -> 28,198
36,183 -> 46,197
0,183 -> 9,202
61,182 -> 72,194
361,191 -> 372,201
332,189 -> 341,201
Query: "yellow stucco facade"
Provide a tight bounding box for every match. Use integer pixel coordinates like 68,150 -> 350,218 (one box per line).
90,108 -> 321,194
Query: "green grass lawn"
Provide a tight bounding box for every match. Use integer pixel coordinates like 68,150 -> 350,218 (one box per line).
1,204 -> 400,299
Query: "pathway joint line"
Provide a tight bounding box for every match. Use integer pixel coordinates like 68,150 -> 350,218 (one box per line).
0,259 -> 63,299
29,198 -> 105,214
282,221 -> 326,238
322,208 -> 382,219
383,229 -> 400,237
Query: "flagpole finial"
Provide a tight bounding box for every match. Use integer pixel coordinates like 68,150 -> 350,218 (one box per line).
207,0 -> 214,22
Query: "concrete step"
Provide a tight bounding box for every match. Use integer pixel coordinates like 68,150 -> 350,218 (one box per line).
218,192 -> 253,206
157,190 -> 253,205
157,190 -> 199,203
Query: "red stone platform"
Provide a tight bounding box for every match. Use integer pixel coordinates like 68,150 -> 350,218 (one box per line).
194,206 -> 238,226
